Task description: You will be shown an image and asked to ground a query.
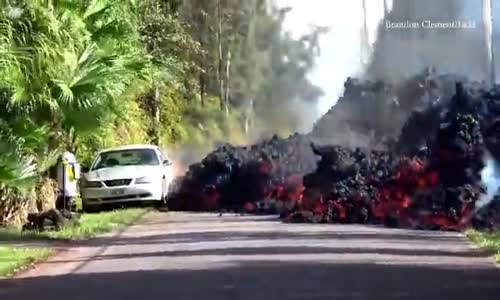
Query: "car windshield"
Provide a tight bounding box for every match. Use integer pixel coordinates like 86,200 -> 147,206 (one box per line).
91,149 -> 159,170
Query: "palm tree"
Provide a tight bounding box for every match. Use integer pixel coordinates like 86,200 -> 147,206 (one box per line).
0,0 -> 148,221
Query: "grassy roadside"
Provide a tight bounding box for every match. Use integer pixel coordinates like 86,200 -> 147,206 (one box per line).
0,247 -> 52,278
0,208 -> 149,277
45,208 -> 149,240
466,230 -> 500,263
0,208 -> 149,241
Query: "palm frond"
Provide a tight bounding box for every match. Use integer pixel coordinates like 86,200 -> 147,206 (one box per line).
36,149 -> 61,174
54,81 -> 74,104
0,155 -> 38,193
83,0 -> 111,20
0,127 -> 38,193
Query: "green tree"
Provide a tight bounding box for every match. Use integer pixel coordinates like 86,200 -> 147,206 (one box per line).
138,0 -> 202,145
0,0 -> 149,221
0,0 -> 324,223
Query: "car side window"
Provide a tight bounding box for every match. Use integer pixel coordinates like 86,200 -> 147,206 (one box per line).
158,150 -> 170,165
157,150 -> 166,164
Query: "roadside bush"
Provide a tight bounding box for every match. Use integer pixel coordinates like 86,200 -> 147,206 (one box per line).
0,187 -> 37,227
35,178 -> 57,212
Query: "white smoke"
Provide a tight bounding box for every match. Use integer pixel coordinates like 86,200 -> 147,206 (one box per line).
478,153 -> 500,209
278,0 -> 500,118
275,0 -> 391,117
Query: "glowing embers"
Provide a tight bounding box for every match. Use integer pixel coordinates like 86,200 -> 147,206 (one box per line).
169,134 -> 318,213
285,139 -> 486,231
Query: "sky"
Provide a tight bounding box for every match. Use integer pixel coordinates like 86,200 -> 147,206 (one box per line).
275,0 -> 391,115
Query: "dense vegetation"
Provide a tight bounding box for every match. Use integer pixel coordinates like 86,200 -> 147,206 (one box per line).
0,0 -> 323,224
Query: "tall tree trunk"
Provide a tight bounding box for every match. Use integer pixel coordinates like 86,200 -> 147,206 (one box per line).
152,85 -> 161,145
216,0 -> 225,111
48,119 -> 63,153
483,0 -> 496,86
224,49 -> 231,115
183,78 -> 191,102
198,25 -> 206,108
199,74 -> 206,107
244,98 -> 254,136
360,0 -> 370,66
69,127 -> 78,155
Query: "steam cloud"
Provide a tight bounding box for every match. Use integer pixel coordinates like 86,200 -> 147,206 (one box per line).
479,154 -> 500,209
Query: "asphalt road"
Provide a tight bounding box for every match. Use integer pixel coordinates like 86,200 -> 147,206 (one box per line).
1,212 -> 499,300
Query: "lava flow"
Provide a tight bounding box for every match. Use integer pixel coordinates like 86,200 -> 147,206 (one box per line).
170,75 -> 500,232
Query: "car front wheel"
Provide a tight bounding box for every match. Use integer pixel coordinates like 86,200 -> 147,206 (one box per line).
82,201 -> 101,213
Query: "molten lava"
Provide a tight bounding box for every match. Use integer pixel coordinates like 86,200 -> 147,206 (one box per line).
170,79 -> 500,231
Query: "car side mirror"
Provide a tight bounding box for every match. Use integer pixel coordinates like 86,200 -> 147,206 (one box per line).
163,160 -> 172,166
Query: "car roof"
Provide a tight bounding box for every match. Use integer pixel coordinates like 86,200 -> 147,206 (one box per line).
99,144 -> 160,153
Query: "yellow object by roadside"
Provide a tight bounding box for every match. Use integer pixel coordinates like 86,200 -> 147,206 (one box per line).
63,160 -> 76,181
